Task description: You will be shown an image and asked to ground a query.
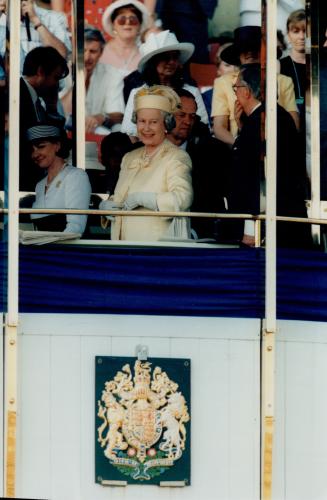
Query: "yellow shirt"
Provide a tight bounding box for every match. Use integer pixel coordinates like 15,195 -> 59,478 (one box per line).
211,71 -> 298,139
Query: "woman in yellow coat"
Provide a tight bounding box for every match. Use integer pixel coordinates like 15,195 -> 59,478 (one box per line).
101,86 -> 193,241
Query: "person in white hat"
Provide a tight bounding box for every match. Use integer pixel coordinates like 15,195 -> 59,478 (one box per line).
100,0 -> 150,74
100,85 -> 193,241
121,30 -> 209,137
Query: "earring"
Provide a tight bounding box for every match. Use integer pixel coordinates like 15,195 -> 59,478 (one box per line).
113,29 -> 117,36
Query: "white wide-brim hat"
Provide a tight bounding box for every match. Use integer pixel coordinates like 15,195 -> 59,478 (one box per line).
102,0 -> 150,36
138,30 -> 195,73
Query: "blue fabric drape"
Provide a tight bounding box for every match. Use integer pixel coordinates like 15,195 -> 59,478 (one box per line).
0,243 -> 326,321
17,245 -> 264,317
277,249 -> 327,321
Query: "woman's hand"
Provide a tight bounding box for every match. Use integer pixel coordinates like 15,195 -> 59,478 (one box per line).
123,192 -> 158,211
99,199 -> 123,221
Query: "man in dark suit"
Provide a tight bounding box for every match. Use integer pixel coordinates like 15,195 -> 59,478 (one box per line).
20,45 -> 68,190
167,88 -> 230,239
229,63 -> 311,248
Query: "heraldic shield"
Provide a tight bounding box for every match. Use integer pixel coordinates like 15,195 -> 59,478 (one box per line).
95,356 -> 191,485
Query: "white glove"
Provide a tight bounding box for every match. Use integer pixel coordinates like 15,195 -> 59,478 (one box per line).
99,199 -> 122,221
123,192 -> 158,211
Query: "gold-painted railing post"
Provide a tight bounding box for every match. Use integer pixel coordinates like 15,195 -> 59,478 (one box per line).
255,219 -> 261,247
4,323 -> 18,498
261,327 -> 275,500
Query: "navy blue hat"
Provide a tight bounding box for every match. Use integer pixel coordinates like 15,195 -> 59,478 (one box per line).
27,125 -> 61,141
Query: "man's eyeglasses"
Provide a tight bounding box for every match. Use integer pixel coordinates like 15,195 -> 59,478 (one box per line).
116,15 -> 140,26
232,84 -> 247,93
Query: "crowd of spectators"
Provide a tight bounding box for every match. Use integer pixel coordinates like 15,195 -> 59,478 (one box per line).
0,0 -> 324,247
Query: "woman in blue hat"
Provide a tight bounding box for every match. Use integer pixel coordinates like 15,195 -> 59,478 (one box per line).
26,124 -> 91,235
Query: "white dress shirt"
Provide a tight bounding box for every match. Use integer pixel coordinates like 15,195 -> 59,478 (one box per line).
86,62 -> 125,116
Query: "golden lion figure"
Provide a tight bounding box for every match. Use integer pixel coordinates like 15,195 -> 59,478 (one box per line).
97,393 -> 128,459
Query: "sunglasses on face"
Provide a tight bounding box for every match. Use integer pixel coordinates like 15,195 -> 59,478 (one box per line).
115,15 -> 140,26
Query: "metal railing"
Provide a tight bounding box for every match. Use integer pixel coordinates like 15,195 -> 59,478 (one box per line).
2,207 -> 327,250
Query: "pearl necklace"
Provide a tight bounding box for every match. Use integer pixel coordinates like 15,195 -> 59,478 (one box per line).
142,144 -> 163,167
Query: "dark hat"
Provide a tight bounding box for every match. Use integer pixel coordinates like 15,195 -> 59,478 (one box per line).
234,26 -> 262,52
222,26 -> 262,65
219,44 -> 240,67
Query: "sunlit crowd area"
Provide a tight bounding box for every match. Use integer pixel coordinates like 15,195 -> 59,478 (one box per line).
0,0 -> 326,247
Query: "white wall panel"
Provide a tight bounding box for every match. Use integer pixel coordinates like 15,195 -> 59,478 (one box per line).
273,321 -> 327,500
229,340 -> 260,500
15,314 -> 261,500
16,334 -> 51,500
50,336 -> 82,500
171,337 -> 260,500
19,313 -> 260,340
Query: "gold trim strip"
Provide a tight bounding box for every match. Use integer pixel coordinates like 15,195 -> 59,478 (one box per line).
262,416 -> 274,500
101,480 -> 127,487
160,481 -> 186,487
6,411 -> 17,498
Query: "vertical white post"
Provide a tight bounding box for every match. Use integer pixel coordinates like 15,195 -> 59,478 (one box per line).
73,0 -> 85,169
265,5 -> 277,327
7,0 -> 20,325
4,1 -> 21,497
262,1 -> 277,499
308,2 -> 320,242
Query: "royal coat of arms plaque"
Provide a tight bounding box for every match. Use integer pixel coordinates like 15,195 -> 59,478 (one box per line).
95,356 -> 191,485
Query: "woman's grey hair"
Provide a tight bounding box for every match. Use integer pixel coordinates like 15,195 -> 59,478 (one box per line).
239,63 -> 262,100
131,110 -> 176,131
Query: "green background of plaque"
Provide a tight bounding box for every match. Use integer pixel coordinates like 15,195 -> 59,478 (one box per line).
95,356 -> 191,485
